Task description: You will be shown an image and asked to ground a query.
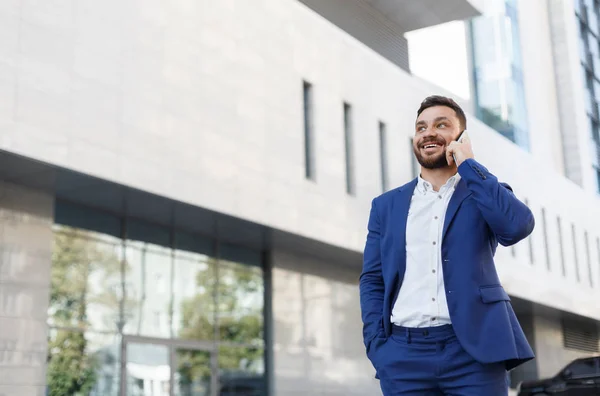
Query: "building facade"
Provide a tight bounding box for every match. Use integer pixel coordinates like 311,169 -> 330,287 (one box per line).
469,0 -> 530,151
0,0 -> 599,395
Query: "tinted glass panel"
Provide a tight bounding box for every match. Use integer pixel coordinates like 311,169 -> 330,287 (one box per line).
174,348 -> 212,396
47,329 -> 120,396
173,250 -> 216,341
568,358 -> 597,376
217,260 -> 264,345
218,345 -> 265,396
123,241 -> 172,338
49,226 -> 122,332
127,219 -> 170,247
55,202 -> 121,238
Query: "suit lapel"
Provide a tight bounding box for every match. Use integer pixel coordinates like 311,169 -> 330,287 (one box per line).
442,178 -> 471,241
393,178 -> 417,277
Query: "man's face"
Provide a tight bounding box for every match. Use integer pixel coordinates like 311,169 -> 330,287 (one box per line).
413,106 -> 462,169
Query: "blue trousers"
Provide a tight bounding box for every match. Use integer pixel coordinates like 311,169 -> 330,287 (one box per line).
370,324 -> 509,395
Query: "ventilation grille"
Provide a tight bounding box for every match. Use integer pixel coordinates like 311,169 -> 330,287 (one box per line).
562,318 -> 600,353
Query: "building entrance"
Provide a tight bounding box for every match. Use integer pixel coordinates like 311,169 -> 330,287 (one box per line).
121,336 -> 216,396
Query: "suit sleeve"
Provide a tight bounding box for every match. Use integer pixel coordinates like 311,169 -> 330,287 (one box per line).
457,158 -> 535,246
359,198 -> 385,350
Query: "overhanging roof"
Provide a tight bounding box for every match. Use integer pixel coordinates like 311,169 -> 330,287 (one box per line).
296,0 -> 482,72
363,0 -> 483,32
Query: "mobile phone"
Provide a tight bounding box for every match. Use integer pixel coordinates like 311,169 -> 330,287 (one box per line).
452,130 -> 468,164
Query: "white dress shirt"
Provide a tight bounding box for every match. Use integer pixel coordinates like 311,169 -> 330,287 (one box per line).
390,173 -> 461,328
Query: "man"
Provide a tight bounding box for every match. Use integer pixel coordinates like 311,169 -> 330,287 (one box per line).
359,95 -> 535,395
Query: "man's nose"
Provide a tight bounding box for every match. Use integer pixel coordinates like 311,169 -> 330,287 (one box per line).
422,127 -> 437,138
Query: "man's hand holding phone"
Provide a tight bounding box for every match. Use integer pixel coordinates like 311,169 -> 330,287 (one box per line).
446,130 -> 474,167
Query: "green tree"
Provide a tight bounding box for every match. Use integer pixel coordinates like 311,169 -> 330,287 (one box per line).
47,227 -> 124,396
176,259 -> 264,390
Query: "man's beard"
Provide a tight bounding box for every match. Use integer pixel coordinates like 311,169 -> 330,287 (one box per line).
413,142 -> 450,170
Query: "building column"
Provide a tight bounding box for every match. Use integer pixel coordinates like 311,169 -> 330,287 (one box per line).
0,181 -> 54,396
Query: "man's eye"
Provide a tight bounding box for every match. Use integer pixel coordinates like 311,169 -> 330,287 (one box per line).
437,123 -> 446,128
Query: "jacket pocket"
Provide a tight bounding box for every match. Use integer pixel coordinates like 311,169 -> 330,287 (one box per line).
479,285 -> 511,303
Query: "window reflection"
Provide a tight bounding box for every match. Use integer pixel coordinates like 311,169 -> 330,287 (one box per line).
124,241 -> 173,338
218,345 -> 265,396
217,261 -> 264,345
173,250 -> 216,341
125,343 -> 170,396
174,348 -> 212,396
50,209 -> 266,396
47,329 -> 120,396
49,226 -> 122,332
470,0 -> 530,150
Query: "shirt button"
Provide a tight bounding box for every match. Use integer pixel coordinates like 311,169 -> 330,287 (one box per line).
438,195 -> 442,199
432,297 -> 436,301
434,216 -> 438,220
431,317 -> 436,321
432,269 -> 436,273
432,241 -> 437,245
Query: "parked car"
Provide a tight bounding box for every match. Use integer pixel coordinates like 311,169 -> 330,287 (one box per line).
517,356 -> 600,395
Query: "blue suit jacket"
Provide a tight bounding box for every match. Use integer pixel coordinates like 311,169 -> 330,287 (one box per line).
359,158 -> 535,372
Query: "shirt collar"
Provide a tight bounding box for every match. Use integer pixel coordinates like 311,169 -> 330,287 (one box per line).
416,173 -> 461,194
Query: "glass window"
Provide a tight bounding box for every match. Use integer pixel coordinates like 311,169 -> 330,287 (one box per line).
303,80 -> 315,180
174,348 -> 212,396
592,143 -> 600,168
586,87 -> 595,115
587,70 -> 595,91
476,79 -> 503,110
47,329 -> 121,396
590,8 -> 599,35
541,208 -> 551,271
580,34 -> 588,62
593,79 -> 600,102
173,249 -> 216,341
470,18 -> 497,66
218,345 -> 265,396
589,116 -> 600,142
123,240 -> 173,338
508,18 -> 522,68
124,342 -> 171,395
175,230 -> 214,257
572,224 -> 581,283
557,217 -> 567,276
343,102 -> 355,195
220,243 -> 262,268
127,219 -> 170,247
50,206 -> 267,395
584,231 -> 593,287
567,358 -> 597,376
217,259 -> 264,345
54,202 -> 121,239
379,121 -> 389,192
49,226 -> 123,332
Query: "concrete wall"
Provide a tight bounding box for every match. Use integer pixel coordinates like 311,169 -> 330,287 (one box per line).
0,181 -> 53,396
0,0 -> 599,321
532,307 -> 598,379
271,249 -> 380,395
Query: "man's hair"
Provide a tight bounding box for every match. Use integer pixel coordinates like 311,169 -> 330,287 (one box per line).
417,95 -> 467,131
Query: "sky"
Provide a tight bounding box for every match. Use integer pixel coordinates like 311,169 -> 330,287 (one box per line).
405,21 -> 472,100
